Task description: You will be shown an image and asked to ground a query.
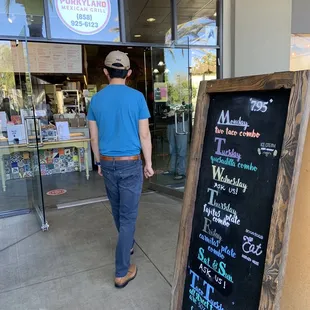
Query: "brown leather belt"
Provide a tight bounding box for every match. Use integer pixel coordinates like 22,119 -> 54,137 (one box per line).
100,155 -> 140,161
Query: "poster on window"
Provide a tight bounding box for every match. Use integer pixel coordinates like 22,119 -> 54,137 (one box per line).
154,83 -> 168,103
55,0 -> 111,35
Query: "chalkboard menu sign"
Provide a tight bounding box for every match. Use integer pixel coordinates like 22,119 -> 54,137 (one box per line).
172,72 -> 310,310
181,89 -> 290,310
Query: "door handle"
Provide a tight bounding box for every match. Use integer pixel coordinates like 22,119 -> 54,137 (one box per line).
175,112 -> 188,135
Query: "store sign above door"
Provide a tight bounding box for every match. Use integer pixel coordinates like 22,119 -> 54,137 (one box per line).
56,0 -> 111,35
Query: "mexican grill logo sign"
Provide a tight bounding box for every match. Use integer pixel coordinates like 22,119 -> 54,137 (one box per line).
55,0 -> 111,35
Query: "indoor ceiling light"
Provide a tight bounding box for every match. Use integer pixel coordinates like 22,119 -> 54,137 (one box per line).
153,69 -> 159,74
158,61 -> 165,66
147,18 -> 156,22
127,47 -> 133,49
214,12 -> 217,17
134,34 -> 142,38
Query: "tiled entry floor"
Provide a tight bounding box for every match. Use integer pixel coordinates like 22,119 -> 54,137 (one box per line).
0,192 -> 182,310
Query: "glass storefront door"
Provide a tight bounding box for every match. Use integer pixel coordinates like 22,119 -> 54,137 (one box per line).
0,32 -> 47,229
149,45 -> 191,193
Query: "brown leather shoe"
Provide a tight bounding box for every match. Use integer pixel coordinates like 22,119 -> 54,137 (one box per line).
115,264 -> 138,289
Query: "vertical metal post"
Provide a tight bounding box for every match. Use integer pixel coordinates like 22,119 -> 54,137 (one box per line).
217,0 -> 224,79
171,0 -> 178,42
143,49 -> 148,99
43,0 -> 52,39
150,47 -> 155,121
182,112 -> 186,133
118,0 -> 126,43
187,37 -> 193,142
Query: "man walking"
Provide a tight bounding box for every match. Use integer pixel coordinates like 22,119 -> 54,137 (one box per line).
88,51 -> 154,288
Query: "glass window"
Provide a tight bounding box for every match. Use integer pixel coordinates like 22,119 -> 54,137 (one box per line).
47,0 -> 120,42
190,48 -> 217,114
291,34 -> 310,71
177,0 -> 217,45
124,0 -> 171,44
0,0 -> 46,38
150,47 -> 190,192
0,41 -> 47,224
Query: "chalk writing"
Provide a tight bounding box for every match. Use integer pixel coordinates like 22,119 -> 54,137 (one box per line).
212,165 -> 248,193
208,246 -> 225,260
215,126 -> 224,135
237,162 -> 258,172
261,142 -> 276,149
215,137 -> 241,162
198,247 -> 233,283
214,126 -> 261,138
213,182 -> 240,195
203,206 -> 240,228
241,233 -> 264,267
245,229 -> 263,240
250,98 -> 272,113
221,245 -> 236,258
238,129 -> 260,138
207,188 -> 237,214
228,187 -> 239,195
203,217 -> 222,242
204,206 -> 221,217
217,110 -> 249,130
199,233 -> 221,247
210,156 -> 258,172
213,182 -> 227,192
242,236 -> 263,256
189,269 -> 225,310
210,156 -> 236,167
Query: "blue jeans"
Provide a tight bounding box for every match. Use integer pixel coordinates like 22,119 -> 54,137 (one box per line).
101,159 -> 143,277
167,121 -> 189,175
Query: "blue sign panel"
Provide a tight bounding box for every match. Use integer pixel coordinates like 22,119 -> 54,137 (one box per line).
47,0 -> 120,42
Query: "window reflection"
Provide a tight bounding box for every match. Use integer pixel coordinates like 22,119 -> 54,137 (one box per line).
190,48 -> 217,112
177,0 -> 217,45
151,47 -> 190,189
0,41 -> 30,120
152,48 -> 189,105
291,34 -> 310,71
124,0 -> 171,44
0,0 -> 46,37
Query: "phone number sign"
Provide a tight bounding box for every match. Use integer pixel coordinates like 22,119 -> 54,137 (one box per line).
55,0 -> 111,35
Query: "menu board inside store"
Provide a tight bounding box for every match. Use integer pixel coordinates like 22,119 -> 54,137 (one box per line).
10,42 -> 82,74
182,90 -> 290,309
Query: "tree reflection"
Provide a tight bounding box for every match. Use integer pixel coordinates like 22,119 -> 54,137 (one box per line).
5,0 -> 46,37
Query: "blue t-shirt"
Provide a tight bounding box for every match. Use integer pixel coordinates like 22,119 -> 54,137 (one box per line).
87,85 -> 150,156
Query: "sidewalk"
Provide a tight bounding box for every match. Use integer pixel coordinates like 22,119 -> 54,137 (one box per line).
0,192 -> 182,310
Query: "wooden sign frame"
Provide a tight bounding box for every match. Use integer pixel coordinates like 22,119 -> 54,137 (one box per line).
171,71 -> 310,310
